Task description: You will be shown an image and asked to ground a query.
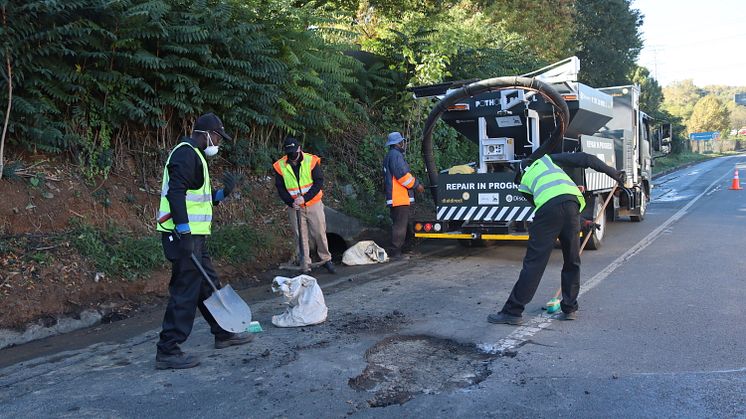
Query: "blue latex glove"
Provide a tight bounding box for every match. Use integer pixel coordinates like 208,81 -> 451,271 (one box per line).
175,223 -> 191,234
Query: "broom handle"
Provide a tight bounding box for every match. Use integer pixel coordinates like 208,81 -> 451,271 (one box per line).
551,185 -> 618,300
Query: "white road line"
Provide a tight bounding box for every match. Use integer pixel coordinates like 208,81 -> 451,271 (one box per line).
478,168 -> 732,354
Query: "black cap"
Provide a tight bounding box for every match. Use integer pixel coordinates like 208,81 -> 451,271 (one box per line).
283,137 -> 300,153
194,113 -> 231,141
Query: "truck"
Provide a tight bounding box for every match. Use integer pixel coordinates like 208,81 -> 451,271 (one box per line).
410,57 -> 670,249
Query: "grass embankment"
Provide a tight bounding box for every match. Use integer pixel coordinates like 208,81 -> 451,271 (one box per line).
653,152 -> 721,175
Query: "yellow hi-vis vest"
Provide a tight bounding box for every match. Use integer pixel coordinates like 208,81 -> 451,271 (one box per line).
272,153 -> 323,207
156,142 -> 213,234
518,155 -> 585,212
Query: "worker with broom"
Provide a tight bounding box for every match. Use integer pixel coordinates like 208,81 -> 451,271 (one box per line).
488,152 -> 625,325
155,113 -> 254,370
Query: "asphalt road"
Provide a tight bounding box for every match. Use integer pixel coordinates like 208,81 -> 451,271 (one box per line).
1,155 -> 745,418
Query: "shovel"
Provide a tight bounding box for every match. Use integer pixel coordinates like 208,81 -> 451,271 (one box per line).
191,254 -> 252,333
156,212 -> 252,332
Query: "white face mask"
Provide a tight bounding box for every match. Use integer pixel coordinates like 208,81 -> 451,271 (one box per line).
196,130 -> 219,157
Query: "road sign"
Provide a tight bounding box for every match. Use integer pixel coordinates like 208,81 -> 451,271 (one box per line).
736,93 -> 746,106
689,131 -> 720,141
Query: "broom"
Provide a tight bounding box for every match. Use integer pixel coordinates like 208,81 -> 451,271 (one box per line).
545,185 -> 618,314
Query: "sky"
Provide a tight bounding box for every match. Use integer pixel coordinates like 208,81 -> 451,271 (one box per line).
633,0 -> 746,87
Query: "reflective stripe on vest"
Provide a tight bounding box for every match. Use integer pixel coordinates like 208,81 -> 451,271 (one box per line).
272,153 -> 323,207
519,155 -> 585,212
156,142 -> 213,234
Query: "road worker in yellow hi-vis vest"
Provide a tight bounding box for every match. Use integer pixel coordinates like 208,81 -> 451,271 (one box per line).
273,137 -> 336,275
487,152 -> 625,326
155,113 -> 253,370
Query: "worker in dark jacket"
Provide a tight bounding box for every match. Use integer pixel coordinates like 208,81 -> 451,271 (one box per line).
488,152 -> 624,325
273,137 -> 336,274
155,113 -> 253,370
383,132 -> 424,260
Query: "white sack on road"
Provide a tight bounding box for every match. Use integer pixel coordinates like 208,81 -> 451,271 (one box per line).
342,240 -> 388,265
271,275 -> 328,327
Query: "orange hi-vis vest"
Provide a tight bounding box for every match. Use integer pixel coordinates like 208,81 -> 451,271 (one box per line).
273,153 -> 323,207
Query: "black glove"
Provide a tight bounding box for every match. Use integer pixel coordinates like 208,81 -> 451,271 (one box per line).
222,172 -> 237,198
614,170 -> 626,186
177,232 -> 194,259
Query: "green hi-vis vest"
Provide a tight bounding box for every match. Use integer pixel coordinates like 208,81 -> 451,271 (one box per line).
518,155 -> 585,212
156,142 -> 212,234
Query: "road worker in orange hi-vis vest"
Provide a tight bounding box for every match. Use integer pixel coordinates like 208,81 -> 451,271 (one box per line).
273,137 -> 336,274
382,132 -> 425,260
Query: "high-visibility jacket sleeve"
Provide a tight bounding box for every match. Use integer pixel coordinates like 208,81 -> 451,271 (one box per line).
390,151 -> 419,190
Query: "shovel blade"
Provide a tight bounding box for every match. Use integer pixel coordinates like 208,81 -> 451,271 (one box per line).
204,284 -> 252,333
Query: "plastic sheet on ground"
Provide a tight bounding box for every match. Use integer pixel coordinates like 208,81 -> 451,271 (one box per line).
271,275 -> 328,327
341,240 -> 388,266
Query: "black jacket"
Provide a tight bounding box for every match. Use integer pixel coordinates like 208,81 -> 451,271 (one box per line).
165,137 -> 221,227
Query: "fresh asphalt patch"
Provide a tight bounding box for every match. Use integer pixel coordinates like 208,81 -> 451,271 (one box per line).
349,334 -> 496,408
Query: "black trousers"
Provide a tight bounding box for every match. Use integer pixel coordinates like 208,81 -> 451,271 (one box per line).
389,205 -> 410,256
157,233 -> 231,355
502,199 -> 581,316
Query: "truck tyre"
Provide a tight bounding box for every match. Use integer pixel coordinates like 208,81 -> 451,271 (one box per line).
630,189 -> 647,222
584,196 -> 607,251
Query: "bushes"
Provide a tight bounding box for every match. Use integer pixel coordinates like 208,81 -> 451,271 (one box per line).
207,224 -> 273,265
72,222 -> 164,280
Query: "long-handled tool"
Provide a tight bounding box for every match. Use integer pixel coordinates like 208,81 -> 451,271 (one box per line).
296,207 -> 306,271
545,185 -> 618,314
157,212 -> 252,332
191,253 -> 252,333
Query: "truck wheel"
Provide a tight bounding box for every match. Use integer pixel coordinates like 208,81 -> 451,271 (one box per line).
630,190 -> 647,222
584,196 -> 607,251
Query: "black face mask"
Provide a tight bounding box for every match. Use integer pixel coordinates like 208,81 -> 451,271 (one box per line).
287,152 -> 299,161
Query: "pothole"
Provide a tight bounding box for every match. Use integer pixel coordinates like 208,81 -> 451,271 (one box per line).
349,335 -> 496,407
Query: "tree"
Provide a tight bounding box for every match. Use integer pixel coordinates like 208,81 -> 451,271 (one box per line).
573,0 -> 643,86
662,79 -> 703,122
687,95 -> 730,134
726,101 -> 746,131
629,66 -> 663,117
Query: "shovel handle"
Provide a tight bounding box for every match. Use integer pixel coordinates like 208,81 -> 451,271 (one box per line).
190,253 -> 220,293
551,185 -> 618,300
296,208 -> 305,269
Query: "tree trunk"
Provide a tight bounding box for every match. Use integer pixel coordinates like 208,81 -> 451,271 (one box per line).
0,50 -> 11,180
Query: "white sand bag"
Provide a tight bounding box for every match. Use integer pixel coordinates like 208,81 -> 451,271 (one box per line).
342,240 -> 388,266
271,275 -> 328,327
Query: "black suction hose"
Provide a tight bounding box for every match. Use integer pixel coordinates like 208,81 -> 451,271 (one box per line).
421,76 -> 570,204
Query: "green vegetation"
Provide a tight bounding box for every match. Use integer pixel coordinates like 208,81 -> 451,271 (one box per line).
208,224 -> 273,265
653,152 -> 715,175
1,0 -> 654,218
72,222 -> 164,280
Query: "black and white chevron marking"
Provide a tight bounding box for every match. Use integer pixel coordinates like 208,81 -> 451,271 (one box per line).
437,205 -> 535,222
585,171 -> 615,191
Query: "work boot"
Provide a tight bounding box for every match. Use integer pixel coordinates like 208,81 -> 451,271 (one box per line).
155,351 -> 200,370
322,261 -> 337,274
557,311 -> 577,321
487,312 -> 524,325
214,332 -> 255,349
